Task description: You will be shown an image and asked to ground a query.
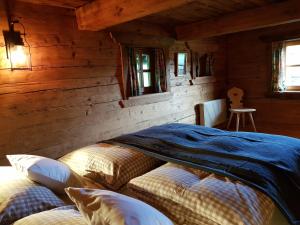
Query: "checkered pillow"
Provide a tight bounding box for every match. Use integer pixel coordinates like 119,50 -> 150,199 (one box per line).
13,206 -> 86,225
59,143 -> 162,190
127,163 -> 275,225
0,167 -> 65,225
125,188 -> 219,225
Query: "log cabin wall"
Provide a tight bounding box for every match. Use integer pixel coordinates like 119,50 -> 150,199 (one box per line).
227,22 -> 300,133
0,1 -> 226,165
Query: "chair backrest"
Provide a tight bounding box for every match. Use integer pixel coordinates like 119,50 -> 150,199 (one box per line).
227,87 -> 244,109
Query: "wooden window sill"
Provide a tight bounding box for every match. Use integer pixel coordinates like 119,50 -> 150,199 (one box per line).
267,91 -> 300,99
120,92 -> 173,108
189,76 -> 216,85
170,76 -> 189,86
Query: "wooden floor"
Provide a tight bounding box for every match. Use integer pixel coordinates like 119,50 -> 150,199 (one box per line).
225,122 -> 300,139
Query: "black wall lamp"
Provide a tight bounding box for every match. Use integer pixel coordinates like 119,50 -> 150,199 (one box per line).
2,1 -> 32,71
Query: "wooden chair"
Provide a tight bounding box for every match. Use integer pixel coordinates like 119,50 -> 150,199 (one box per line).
226,87 -> 256,132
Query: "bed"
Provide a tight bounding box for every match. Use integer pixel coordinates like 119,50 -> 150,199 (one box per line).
0,123 -> 297,225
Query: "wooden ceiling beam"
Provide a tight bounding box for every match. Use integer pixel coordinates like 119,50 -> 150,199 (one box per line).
76,0 -> 193,31
176,0 -> 300,40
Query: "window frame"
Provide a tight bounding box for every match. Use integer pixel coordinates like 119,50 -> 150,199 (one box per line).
174,52 -> 188,77
284,40 -> 300,91
135,48 -> 156,95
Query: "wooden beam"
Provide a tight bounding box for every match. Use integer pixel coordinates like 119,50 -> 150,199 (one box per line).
76,0 -> 193,31
176,0 -> 300,40
107,20 -> 175,39
14,0 -> 90,9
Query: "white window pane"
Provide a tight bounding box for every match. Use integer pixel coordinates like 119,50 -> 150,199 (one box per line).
286,66 -> 300,86
178,65 -> 185,74
178,53 -> 186,65
143,72 -> 151,87
177,53 -> 186,75
142,54 -> 150,70
286,45 -> 300,66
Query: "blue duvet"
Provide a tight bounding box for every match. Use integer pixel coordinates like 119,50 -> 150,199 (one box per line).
106,123 -> 300,225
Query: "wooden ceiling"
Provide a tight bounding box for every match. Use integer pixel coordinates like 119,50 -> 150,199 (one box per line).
15,0 -> 298,41
15,0 -> 91,8
15,0 -> 284,25
139,0 -> 284,26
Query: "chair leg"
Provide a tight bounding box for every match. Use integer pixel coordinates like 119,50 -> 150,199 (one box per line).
227,112 -> 233,130
248,112 -> 257,132
236,113 -> 240,132
242,113 -> 245,128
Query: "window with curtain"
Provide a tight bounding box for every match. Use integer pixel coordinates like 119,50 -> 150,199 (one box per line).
271,40 -> 300,92
126,47 -> 167,97
175,52 -> 187,76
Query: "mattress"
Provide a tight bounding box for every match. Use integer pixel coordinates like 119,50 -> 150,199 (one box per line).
127,162 -> 276,225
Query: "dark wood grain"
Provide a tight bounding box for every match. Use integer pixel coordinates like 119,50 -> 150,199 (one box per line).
176,0 -> 300,40
0,1 -> 226,165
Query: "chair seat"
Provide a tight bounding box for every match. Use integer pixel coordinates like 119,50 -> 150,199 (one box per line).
230,108 -> 256,113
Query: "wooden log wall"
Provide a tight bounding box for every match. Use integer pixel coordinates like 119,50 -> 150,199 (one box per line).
0,1 -> 226,165
227,21 -> 300,134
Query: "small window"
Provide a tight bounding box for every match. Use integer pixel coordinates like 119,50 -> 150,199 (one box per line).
271,40 -> 300,92
175,52 -> 187,76
135,49 -> 155,94
285,42 -> 300,90
126,47 -> 167,97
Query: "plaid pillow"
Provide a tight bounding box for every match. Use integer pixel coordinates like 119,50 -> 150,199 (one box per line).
126,188 -> 219,225
13,206 -> 86,225
0,167 -> 65,225
59,143 -> 162,190
127,163 -> 274,225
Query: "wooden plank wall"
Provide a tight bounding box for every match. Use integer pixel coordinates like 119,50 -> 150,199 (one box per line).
227,21 -> 300,136
0,1 -> 226,165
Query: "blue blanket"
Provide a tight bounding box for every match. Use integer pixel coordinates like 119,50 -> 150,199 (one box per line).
106,123 -> 300,225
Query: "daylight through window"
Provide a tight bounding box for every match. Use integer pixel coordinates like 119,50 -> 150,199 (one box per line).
285,42 -> 300,90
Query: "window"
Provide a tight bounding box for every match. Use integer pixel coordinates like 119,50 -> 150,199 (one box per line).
271,40 -> 300,93
126,47 -> 167,97
285,41 -> 300,90
175,52 -> 187,76
135,49 -> 155,94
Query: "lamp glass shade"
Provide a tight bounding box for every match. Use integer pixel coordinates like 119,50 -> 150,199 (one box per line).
3,29 -> 32,70
8,44 -> 31,70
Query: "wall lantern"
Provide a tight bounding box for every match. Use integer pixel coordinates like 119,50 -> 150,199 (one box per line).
2,0 -> 32,71
3,20 -> 32,71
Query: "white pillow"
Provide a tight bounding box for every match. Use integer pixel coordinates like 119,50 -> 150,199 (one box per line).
65,188 -> 174,225
7,154 -> 83,193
